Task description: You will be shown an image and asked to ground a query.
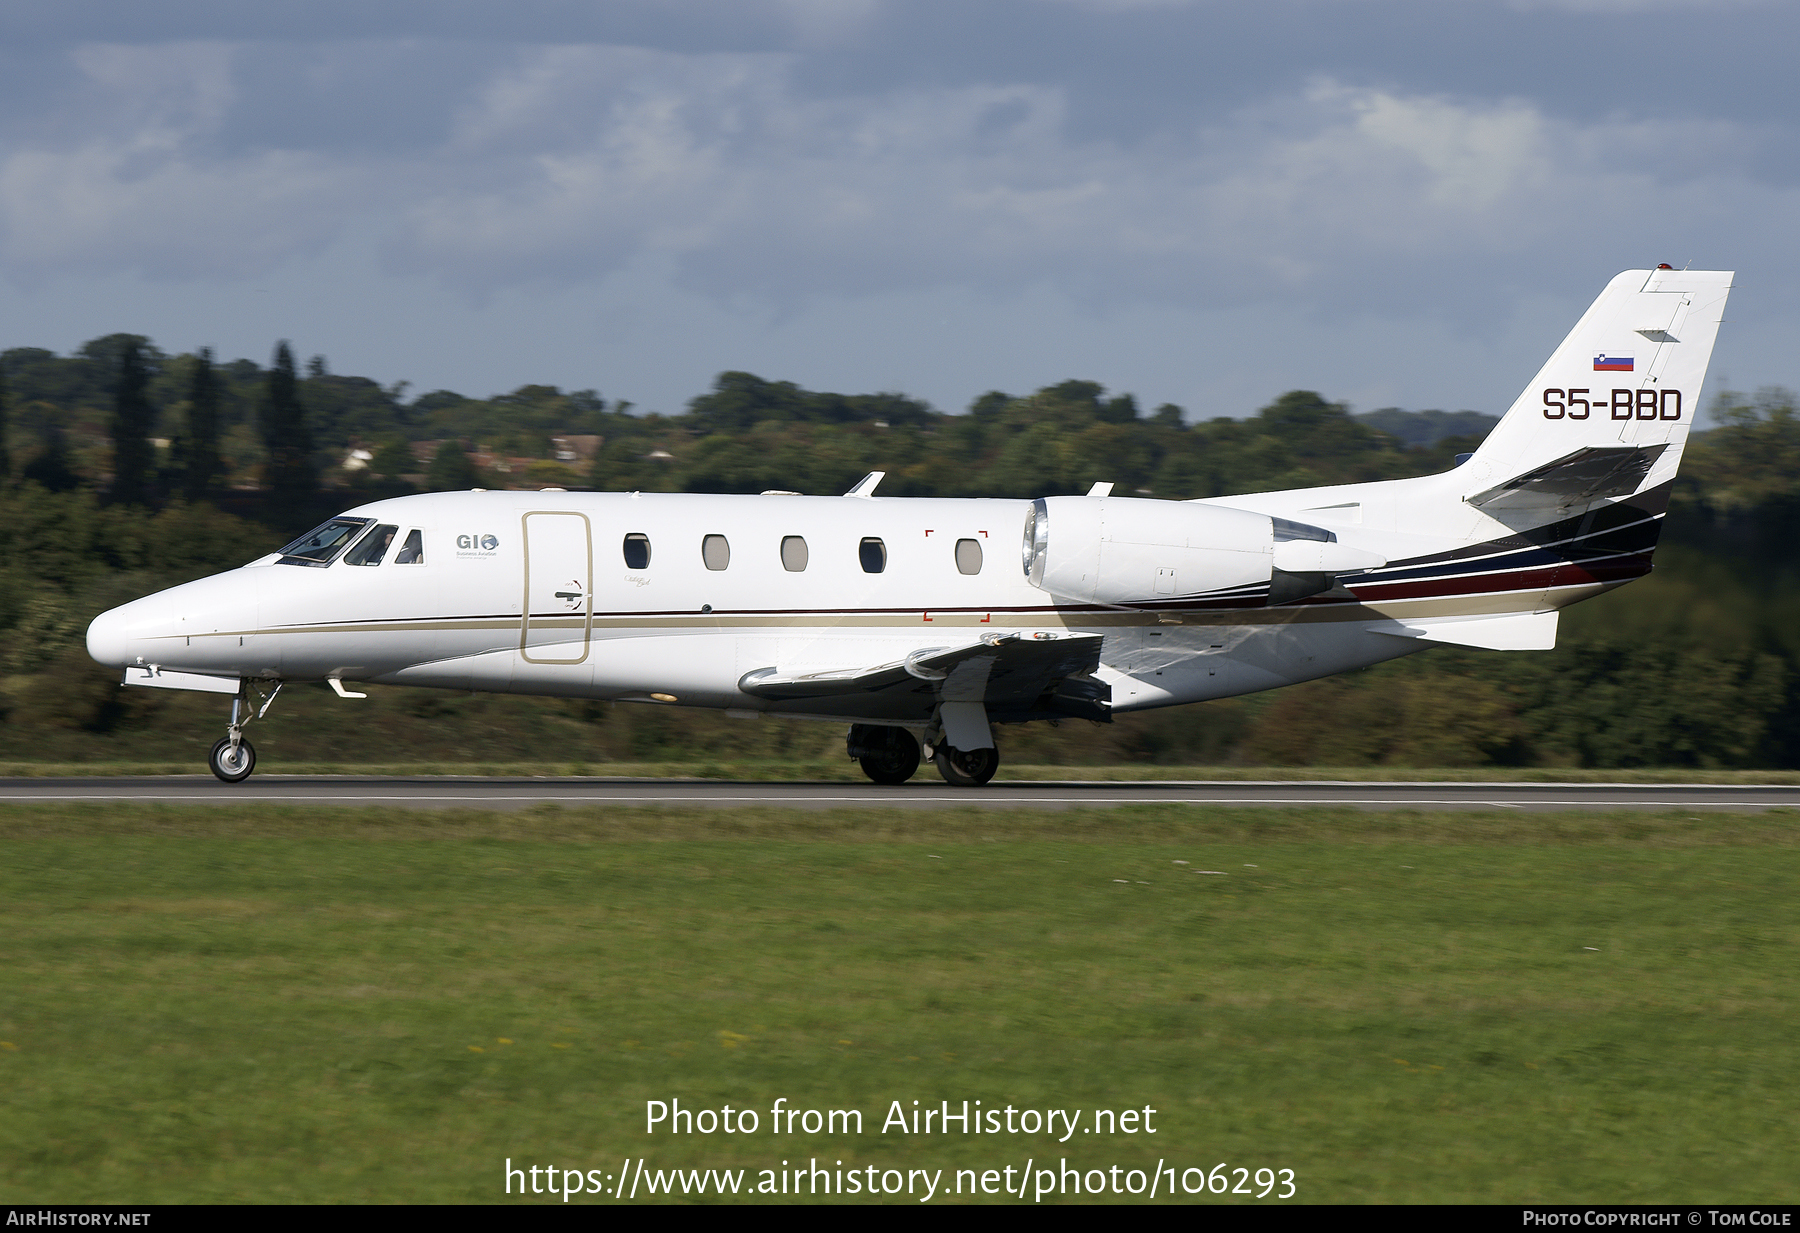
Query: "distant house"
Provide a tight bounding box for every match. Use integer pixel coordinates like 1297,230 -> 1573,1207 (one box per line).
551,434 -> 601,462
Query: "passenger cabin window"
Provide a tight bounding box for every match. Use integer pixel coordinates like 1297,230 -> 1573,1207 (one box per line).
623,533 -> 651,569
394,529 -> 425,564
955,538 -> 983,575
344,523 -> 399,566
702,534 -> 730,571
859,538 -> 887,573
276,517 -> 371,568
781,536 -> 809,572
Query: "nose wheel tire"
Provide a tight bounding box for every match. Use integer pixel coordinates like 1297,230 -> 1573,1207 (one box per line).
209,737 -> 256,783
933,745 -> 998,787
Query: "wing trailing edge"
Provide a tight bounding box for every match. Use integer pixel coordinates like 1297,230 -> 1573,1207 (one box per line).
737,632 -> 1110,722
1372,610 -> 1559,651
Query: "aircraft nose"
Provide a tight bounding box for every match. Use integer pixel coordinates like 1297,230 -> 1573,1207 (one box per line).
86,605 -> 134,668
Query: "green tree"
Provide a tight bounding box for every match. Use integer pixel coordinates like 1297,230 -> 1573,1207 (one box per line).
369,437 -> 416,482
299,363 -> 411,451
262,341 -> 316,525
21,426 -> 79,492
357,436 -> 418,499
0,359 -> 10,482
425,440 -> 481,491
969,391 -> 1011,420
180,347 -> 223,503
108,339 -> 154,506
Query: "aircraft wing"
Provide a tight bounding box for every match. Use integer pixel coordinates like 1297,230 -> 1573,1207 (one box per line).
737,632 -> 1110,723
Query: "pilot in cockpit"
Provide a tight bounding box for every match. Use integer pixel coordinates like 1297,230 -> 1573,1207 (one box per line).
343,524 -> 398,567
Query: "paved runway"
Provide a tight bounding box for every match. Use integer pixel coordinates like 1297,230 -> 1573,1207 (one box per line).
2,776 -> 1798,811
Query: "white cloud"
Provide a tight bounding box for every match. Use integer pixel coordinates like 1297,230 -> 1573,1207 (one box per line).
389,51 -> 1776,307
0,43 -> 375,280
0,38 -> 1790,318
1508,0 -> 1771,11
769,0 -> 882,44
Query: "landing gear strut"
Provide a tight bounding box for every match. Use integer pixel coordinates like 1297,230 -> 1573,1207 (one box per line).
210,680 -> 282,784
848,724 -> 921,785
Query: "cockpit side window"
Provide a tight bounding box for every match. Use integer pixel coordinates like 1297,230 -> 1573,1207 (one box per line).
276,517 -> 371,568
344,523 -> 399,567
394,529 -> 425,564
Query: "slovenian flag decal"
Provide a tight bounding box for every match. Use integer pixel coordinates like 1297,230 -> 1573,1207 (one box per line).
1593,353 -> 1634,371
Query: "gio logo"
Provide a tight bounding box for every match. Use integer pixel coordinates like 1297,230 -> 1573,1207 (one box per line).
456,533 -> 500,552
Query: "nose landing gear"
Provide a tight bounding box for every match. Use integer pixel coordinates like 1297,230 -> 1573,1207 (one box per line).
209,680 -> 281,783
209,735 -> 256,782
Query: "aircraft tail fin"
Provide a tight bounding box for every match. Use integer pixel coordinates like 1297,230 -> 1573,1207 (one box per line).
1460,267 -> 1732,515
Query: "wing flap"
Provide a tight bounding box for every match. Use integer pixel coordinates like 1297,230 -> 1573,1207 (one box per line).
1373,610 -> 1559,651
738,632 -> 1110,721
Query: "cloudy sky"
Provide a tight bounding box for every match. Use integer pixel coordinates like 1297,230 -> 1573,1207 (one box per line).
1,0 -> 1793,421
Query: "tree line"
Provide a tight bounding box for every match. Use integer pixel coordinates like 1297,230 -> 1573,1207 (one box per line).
0,339 -> 1492,524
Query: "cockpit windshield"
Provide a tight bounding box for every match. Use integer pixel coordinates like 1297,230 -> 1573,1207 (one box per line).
276,517 -> 372,568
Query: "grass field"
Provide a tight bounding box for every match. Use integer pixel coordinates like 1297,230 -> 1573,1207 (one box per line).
2,803 -> 1795,1204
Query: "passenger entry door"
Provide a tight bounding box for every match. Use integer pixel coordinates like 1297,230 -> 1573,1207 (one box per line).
520,511 -> 592,664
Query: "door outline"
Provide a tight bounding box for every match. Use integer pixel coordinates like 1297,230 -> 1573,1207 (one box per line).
520,510 -> 593,665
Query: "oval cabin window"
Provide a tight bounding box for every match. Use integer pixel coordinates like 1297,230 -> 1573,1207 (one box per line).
859,538 -> 887,573
702,534 -> 730,571
780,536 -> 809,572
955,538 -> 983,575
623,533 -> 651,569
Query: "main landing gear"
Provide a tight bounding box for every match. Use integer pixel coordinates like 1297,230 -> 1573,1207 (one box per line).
847,724 -> 1000,787
848,724 -> 921,785
210,680 -> 282,783
932,744 -> 999,787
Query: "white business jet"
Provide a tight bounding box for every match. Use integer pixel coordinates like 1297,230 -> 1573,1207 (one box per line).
86,267 -> 1731,785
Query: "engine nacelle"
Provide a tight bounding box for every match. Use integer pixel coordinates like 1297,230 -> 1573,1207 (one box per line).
1022,496 -> 1275,604
1021,496 -> 1386,605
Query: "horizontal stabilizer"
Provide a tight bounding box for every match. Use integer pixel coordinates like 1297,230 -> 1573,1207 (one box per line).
1468,445 -> 1669,512
739,632 -> 1109,721
122,665 -> 241,694
1373,610 -> 1559,651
